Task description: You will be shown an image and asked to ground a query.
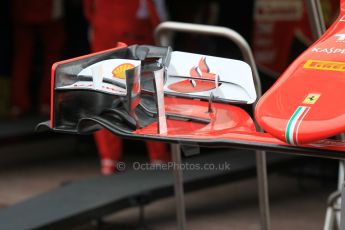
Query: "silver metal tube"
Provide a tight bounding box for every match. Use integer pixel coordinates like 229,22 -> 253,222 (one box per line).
323,207 -> 335,230
340,182 -> 345,230
255,150 -> 270,230
306,0 -> 326,39
171,143 -> 187,230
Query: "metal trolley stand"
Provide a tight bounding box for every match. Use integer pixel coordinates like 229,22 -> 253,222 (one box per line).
155,22 -> 270,230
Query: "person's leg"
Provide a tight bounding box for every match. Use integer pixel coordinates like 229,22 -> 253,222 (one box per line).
94,129 -> 123,175
40,21 -> 65,115
146,141 -> 170,163
11,25 -> 35,115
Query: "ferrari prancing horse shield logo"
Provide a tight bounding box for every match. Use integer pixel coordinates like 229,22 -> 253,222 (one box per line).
302,93 -> 321,104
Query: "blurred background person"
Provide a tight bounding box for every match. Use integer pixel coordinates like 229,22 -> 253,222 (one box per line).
0,0 -> 11,117
83,0 -> 170,175
10,0 -> 65,117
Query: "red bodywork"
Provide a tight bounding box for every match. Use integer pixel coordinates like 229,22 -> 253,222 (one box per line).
256,0 -> 345,144
132,96 -> 345,153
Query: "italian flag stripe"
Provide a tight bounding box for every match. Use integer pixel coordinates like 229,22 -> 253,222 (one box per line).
285,106 -> 310,145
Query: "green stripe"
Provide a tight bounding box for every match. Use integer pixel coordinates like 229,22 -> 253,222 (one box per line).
285,106 -> 303,144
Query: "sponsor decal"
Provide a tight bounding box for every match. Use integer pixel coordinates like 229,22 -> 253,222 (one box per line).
303,60 -> 345,72
255,0 -> 303,21
302,93 -> 320,104
72,83 -> 125,93
311,47 -> 345,54
189,57 -> 216,80
112,63 -> 135,79
335,34 -> 345,42
285,106 -> 311,145
168,57 -> 218,93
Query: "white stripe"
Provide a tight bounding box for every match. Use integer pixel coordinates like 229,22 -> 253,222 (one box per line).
288,106 -> 307,145
294,107 -> 310,145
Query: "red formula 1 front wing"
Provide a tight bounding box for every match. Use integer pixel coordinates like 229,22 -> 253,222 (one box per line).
37,44 -> 345,160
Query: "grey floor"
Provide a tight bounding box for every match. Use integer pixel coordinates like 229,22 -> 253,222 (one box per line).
0,149 -> 336,230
